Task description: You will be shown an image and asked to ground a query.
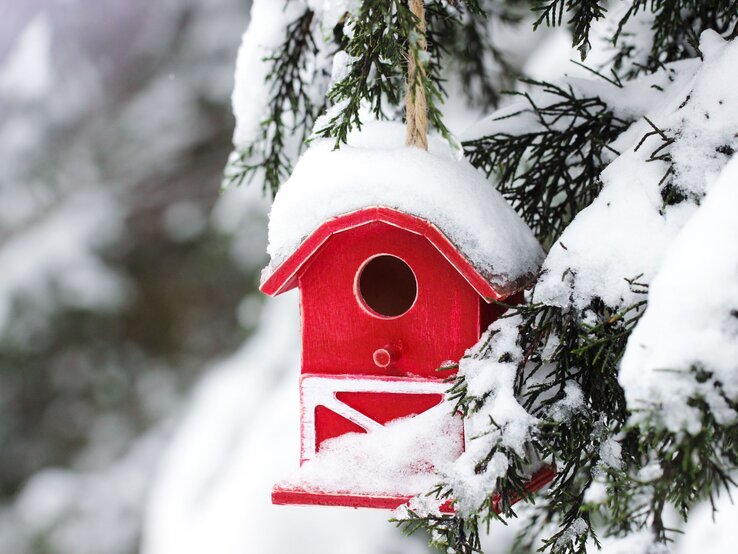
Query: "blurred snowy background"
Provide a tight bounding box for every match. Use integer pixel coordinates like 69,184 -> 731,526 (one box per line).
0,1 -> 456,552
1,1 -> 735,554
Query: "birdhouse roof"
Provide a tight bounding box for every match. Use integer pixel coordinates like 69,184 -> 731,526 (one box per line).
260,122 -> 544,300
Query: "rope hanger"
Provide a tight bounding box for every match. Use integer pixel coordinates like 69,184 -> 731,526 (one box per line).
405,0 -> 428,150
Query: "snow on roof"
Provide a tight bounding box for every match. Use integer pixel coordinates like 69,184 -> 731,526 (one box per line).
264,121 -> 544,293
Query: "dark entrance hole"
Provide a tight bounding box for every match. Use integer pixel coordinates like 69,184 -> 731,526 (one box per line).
357,255 -> 417,318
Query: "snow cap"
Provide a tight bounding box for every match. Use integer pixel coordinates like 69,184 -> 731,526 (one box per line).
263,121 -> 544,298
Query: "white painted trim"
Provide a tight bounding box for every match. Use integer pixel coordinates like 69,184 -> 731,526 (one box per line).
300,376 -> 450,461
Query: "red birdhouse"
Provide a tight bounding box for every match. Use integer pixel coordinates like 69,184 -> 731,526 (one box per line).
260,122 -> 550,510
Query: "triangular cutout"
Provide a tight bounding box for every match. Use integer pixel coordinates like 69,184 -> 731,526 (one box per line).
335,392 -> 444,425
314,405 -> 367,451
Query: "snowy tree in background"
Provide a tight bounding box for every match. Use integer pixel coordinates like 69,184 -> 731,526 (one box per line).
0,1 -> 264,552
228,1 -> 738,553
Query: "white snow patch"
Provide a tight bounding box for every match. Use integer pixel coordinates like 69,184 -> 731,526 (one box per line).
0,14 -> 54,101
676,490 -> 738,554
600,530 -> 669,554
305,0 -> 357,30
637,463 -> 663,482
555,517 -> 588,549
549,382 -> 584,423
444,315 -> 539,514
620,154 -> 738,434
231,0 -> 306,148
535,34 -> 738,311
583,480 -> 608,504
599,438 -> 623,470
278,402 -> 463,497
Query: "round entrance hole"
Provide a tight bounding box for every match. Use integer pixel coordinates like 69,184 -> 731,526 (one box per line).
357,255 -> 417,318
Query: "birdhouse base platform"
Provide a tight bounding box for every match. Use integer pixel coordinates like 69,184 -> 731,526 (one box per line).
271,485 -> 454,512
272,466 -> 556,513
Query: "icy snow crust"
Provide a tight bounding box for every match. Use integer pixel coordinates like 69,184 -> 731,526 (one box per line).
265,122 -> 544,290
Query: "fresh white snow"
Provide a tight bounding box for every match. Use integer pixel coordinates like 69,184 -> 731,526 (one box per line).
265,121 -> 544,292
443,315 -> 538,515
535,31 -> 738,311
230,0 -> 306,149
142,296 -> 432,554
620,155 -> 738,434
0,14 -> 54,102
445,30 -> 738,523
278,401 -> 463,497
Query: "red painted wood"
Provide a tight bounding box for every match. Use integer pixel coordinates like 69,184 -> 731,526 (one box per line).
263,206 -> 544,512
372,343 -> 402,368
480,290 -> 525,333
299,220 -> 481,378
271,465 -> 556,512
261,207 -> 508,301
271,487 -> 431,511
314,405 -> 367,451
299,374 -> 454,462
491,465 -> 557,512
334,391 -> 444,425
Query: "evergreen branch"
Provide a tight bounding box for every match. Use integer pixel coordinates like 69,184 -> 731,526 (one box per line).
427,0 -> 524,109
314,0 -> 419,146
315,1 -> 488,147
532,0 -> 608,59
225,9 -> 323,196
604,403 -> 738,543
611,0 -> 738,77
464,80 -> 629,246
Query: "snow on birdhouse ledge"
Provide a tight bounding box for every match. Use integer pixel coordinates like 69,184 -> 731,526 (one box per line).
263,121 -> 544,297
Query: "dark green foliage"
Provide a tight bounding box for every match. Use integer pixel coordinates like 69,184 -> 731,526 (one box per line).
427,0 -> 525,109
464,79 -> 629,246
227,0 -> 526,195
398,512 -> 484,553
314,0 -> 478,146
314,0 -> 410,145
612,0 -> 738,77
531,0 -> 738,75
603,406 -> 738,543
396,289 -> 650,554
423,293 -> 646,554
225,0 -> 737,198
532,0 -> 608,59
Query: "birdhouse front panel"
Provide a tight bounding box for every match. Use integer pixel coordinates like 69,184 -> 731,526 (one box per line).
263,207 -> 531,509
260,123 -> 551,511
298,219 -> 483,379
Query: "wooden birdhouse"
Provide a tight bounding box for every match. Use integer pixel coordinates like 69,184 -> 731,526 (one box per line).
261,122 -> 549,510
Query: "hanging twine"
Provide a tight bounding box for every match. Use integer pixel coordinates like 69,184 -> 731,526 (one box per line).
405,0 -> 428,150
